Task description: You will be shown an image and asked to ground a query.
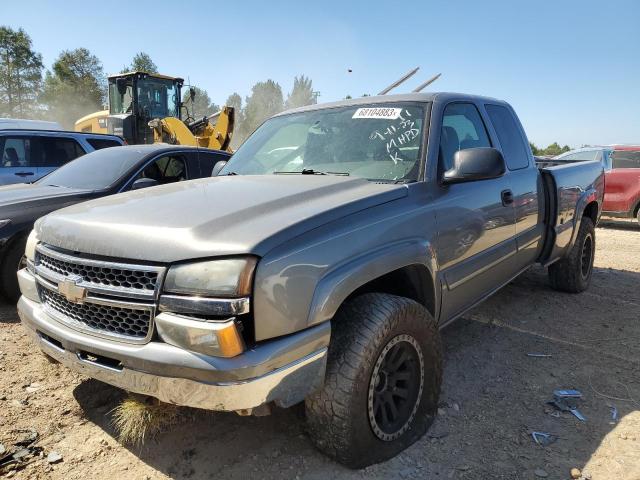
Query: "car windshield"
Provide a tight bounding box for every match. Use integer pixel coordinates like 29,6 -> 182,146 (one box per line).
220,103 -> 426,182
37,147 -> 143,190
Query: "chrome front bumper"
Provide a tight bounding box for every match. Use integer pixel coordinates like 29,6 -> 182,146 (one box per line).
18,271 -> 329,412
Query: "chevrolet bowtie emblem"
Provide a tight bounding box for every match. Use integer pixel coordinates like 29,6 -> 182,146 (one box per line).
58,274 -> 87,304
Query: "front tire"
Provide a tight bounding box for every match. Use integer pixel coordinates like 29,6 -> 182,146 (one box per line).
548,216 -> 595,293
305,293 -> 442,468
0,236 -> 27,302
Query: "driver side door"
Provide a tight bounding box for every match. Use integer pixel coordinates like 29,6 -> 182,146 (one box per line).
434,102 -> 518,323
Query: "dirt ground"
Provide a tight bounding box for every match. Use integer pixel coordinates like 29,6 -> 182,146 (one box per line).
1,221 -> 639,480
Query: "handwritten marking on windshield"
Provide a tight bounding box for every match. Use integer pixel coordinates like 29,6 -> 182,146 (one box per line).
368,109 -> 420,164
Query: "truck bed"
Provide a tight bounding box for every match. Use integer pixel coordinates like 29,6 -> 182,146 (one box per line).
536,160 -> 605,265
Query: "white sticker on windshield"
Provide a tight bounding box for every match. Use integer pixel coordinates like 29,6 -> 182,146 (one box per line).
352,107 -> 402,120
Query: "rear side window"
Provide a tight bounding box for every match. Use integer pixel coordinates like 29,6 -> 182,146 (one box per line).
0,136 -> 32,167
486,104 -> 530,170
87,138 -> 122,150
612,150 -> 640,169
39,137 -> 86,167
440,103 -> 491,171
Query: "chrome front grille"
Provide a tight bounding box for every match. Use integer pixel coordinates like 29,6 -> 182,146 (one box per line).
40,288 -> 152,339
34,243 -> 166,344
37,253 -> 158,291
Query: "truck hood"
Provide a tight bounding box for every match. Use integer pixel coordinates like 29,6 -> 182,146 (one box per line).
36,175 -> 407,263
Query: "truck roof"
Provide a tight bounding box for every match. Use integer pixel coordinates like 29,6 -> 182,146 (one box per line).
277,92 -> 505,116
109,71 -> 184,82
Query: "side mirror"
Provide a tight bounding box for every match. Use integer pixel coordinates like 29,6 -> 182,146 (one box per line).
131,177 -> 159,190
190,87 -> 196,102
211,160 -> 228,176
443,147 -> 506,184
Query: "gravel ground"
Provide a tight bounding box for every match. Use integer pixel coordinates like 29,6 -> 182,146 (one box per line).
1,222 -> 638,480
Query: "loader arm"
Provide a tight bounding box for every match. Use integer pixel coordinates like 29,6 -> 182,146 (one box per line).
149,106 -> 235,152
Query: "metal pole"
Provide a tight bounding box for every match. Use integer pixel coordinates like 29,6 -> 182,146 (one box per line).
377,67 -> 420,95
412,73 -> 442,93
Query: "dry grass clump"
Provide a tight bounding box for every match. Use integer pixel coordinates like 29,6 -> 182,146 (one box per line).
111,394 -> 183,445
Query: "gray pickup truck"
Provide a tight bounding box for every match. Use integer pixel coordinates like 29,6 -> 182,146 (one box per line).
17,93 -> 604,468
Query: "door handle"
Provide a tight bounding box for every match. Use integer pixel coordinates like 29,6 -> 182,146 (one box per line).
15,172 -> 34,177
501,189 -> 514,206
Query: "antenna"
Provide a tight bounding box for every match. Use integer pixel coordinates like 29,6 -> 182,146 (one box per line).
378,67 -> 420,95
412,73 -> 442,93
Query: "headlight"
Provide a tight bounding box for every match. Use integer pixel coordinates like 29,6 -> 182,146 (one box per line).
25,230 -> 39,262
164,257 -> 257,297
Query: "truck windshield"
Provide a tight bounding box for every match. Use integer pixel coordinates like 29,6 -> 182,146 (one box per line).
37,147 -> 143,190
221,103 -> 426,182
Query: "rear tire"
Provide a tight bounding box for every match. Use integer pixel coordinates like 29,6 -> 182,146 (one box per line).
305,293 -> 442,469
0,236 -> 27,303
548,216 -> 595,293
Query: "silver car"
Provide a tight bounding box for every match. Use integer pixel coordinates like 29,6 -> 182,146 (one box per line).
0,129 -> 124,186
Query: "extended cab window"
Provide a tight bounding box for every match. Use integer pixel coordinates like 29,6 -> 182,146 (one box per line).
134,155 -> 187,185
485,104 -> 530,170
440,103 -> 490,171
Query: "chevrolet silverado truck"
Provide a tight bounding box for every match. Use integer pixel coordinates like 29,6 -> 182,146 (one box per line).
17,93 -> 604,468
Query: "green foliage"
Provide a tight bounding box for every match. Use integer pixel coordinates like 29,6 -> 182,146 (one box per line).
285,75 -> 316,109
240,79 -> 283,141
122,52 -> 158,74
0,26 -> 43,118
40,48 -> 106,128
182,86 -> 219,120
531,141 -> 572,157
529,142 -> 540,155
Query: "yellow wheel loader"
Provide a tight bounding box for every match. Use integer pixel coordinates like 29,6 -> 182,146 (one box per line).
75,71 -> 234,152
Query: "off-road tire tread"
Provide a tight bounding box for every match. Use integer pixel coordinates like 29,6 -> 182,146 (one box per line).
305,293 -> 442,468
548,216 -> 595,293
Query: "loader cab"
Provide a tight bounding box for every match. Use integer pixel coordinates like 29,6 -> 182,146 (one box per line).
107,72 -> 183,144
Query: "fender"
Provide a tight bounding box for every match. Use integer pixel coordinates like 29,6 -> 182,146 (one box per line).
306,238 -> 438,327
567,186 -> 600,251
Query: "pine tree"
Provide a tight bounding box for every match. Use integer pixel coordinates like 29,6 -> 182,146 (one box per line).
0,26 -> 44,118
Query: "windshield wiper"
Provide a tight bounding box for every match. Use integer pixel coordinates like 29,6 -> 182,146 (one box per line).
274,168 -> 350,176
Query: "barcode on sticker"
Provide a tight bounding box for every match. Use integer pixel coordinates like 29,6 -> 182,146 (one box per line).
352,107 -> 402,119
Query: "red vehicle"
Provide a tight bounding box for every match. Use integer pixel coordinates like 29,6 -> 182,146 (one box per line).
604,146 -> 640,223
555,146 -> 640,224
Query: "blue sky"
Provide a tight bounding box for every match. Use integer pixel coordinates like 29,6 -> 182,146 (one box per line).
4,0 -> 639,147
